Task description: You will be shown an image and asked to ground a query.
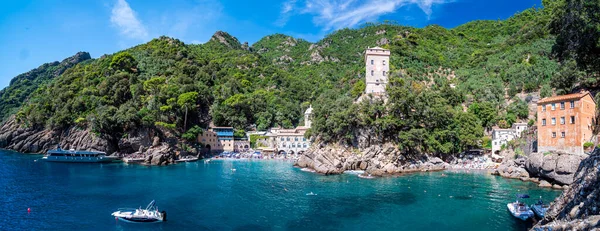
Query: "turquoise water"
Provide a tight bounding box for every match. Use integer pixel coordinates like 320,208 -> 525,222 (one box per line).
0,150 -> 561,231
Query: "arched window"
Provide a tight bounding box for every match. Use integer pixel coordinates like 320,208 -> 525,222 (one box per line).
371,70 -> 374,76
382,60 -> 386,65
371,60 -> 374,65
383,71 -> 386,76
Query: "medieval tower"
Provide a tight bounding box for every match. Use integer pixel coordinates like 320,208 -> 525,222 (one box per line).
364,47 -> 390,94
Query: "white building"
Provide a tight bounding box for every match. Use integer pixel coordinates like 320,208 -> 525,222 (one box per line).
257,105 -> 313,155
491,122 -> 528,154
365,47 -> 390,94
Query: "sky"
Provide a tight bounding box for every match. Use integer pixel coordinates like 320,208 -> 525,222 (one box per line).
0,0 -> 543,89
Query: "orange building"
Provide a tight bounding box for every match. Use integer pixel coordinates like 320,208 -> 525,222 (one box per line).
537,91 -> 596,155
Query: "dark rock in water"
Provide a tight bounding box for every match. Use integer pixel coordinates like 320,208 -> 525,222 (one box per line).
532,149 -> 600,230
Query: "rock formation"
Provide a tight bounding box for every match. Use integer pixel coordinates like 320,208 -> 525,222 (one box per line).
0,116 -> 185,166
526,151 -> 586,185
532,149 -> 600,230
295,143 -> 448,176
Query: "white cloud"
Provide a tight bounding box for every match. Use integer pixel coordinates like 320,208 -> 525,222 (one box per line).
275,0 -> 298,27
279,0 -> 452,30
110,0 -> 148,40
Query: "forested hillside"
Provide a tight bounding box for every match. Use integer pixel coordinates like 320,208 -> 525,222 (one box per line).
2,0 -> 598,156
0,52 -> 91,122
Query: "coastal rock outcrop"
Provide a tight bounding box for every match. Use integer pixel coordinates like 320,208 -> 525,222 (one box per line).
0,117 -> 184,166
0,117 -> 115,154
532,149 -> 600,230
526,151 -> 586,185
295,143 -> 447,176
492,157 -> 531,179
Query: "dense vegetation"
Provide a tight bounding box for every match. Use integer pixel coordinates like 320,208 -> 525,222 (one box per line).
0,52 -> 90,122
2,0 -> 598,156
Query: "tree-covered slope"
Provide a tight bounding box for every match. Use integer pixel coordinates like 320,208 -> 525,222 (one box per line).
4,1 -> 596,156
0,52 -> 91,122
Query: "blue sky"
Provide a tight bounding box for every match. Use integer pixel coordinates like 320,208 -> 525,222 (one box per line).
0,0 -> 542,89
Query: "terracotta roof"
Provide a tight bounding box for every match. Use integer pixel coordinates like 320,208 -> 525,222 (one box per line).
537,91 -> 591,104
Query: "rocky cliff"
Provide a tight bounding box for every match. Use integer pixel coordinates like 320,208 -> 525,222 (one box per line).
295,143 -> 448,176
493,150 -> 586,188
533,149 -> 600,230
0,117 -> 185,165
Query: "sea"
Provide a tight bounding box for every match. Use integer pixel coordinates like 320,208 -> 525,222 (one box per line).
0,149 -> 561,231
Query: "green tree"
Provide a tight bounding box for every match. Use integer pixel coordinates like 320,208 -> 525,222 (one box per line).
177,92 -> 198,130
549,0 -> 600,79
110,52 -> 138,72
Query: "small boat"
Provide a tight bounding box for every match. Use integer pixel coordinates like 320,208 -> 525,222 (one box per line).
507,194 -> 534,221
358,173 -> 375,179
111,200 -> 166,223
123,157 -> 145,163
343,170 -> 365,175
175,156 -> 199,163
531,196 -> 549,218
306,192 -> 317,196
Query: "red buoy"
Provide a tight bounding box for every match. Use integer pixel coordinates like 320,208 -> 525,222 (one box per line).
27,208 -> 31,213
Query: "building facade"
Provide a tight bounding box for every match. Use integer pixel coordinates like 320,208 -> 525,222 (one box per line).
491,122 -> 528,154
256,106 -> 313,155
365,47 -> 390,94
198,127 -> 236,153
537,91 -> 596,155
197,129 -> 221,152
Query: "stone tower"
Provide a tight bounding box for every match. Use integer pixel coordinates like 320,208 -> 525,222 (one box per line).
364,47 -> 390,94
304,105 -> 313,128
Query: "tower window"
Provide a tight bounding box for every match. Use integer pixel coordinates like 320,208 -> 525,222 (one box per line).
383,71 -> 386,76
371,70 -> 374,76
371,60 -> 374,65
382,60 -> 386,65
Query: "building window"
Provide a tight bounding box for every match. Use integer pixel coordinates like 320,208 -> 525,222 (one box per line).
570,116 -> 575,124
383,71 -> 386,76
281,138 -> 284,141
295,137 -> 298,141
560,117 -> 565,125
560,102 -> 565,110
371,60 -> 374,65
551,103 -> 556,110
570,101 -> 575,108
303,138 -> 306,141
552,132 -> 556,138
542,119 -> 546,126
371,70 -> 374,76
287,138 -> 290,141
382,60 -> 386,65
551,118 -> 556,125
542,104 -> 546,111
561,132 -> 565,138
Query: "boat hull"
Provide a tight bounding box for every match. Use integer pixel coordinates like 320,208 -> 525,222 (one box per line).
43,156 -> 114,163
532,204 -> 547,218
507,203 -> 534,221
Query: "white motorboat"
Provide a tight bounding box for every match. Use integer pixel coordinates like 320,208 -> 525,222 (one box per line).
507,194 -> 534,221
112,200 -> 166,223
358,173 -> 375,179
531,196 -> 549,218
123,157 -> 145,163
306,192 -> 317,196
175,156 -> 199,163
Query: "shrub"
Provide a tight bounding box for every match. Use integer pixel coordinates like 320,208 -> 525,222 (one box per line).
583,142 -> 594,149
528,119 -> 535,126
